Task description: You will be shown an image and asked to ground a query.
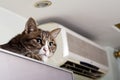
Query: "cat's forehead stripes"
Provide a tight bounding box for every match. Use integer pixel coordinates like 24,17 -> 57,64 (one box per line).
22,30 -> 41,39
41,31 -> 50,38
40,30 -> 52,41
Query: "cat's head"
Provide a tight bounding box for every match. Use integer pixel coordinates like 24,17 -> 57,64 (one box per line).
21,18 -> 61,61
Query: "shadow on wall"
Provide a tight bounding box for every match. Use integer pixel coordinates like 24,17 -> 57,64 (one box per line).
37,17 -> 96,41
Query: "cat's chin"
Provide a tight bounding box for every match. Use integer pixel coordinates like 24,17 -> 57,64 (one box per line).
41,56 -> 48,62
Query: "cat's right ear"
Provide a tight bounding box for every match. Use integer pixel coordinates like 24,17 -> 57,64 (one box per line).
51,28 -> 61,38
24,17 -> 37,34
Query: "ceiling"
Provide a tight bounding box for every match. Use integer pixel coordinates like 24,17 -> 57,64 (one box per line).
0,0 -> 120,49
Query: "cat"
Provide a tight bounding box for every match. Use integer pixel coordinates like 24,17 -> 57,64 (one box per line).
0,17 -> 61,62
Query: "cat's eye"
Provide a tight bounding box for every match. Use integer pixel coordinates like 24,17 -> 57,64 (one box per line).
36,38 -> 42,44
49,42 -> 53,46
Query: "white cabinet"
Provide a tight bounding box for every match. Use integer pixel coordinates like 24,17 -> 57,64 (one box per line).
0,49 -> 73,80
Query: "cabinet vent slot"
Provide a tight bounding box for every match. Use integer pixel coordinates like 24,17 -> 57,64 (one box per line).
80,61 -> 99,71
60,61 -> 104,79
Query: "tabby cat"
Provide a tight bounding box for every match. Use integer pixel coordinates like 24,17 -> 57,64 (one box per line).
0,18 -> 61,62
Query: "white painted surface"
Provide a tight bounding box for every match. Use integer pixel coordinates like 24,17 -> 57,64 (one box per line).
117,58 -> 120,80
0,7 -> 120,80
0,7 -> 26,45
98,47 -> 120,80
0,49 -> 73,80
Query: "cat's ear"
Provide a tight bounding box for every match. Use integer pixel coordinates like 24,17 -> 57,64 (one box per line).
24,17 -> 37,34
51,28 -> 61,38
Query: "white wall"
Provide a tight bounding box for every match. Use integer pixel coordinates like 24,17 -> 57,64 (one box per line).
98,47 -> 120,80
0,7 -> 26,45
117,58 -> 120,79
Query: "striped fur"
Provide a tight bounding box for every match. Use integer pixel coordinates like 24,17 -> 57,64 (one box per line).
0,18 -> 61,62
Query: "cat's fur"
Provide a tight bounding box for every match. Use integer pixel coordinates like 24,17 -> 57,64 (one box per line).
0,18 -> 61,62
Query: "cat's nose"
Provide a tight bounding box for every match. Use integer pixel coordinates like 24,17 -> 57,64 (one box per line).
43,47 -> 47,52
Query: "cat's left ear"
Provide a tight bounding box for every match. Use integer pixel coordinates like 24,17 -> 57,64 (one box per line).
24,17 -> 37,34
51,28 -> 61,38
